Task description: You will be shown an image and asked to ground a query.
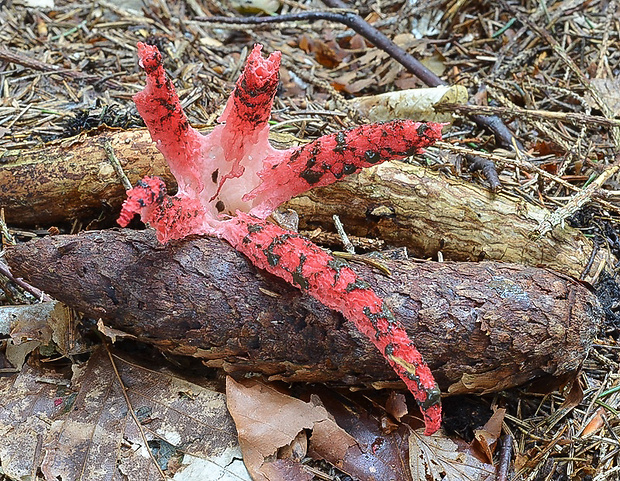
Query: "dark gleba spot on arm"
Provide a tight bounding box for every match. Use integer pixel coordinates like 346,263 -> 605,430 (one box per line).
301,169 -> 323,185
364,150 -> 381,164
292,254 -> 310,290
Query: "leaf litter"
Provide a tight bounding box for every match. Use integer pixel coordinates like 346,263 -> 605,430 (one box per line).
0,346 -> 251,481
1,0 -> 620,478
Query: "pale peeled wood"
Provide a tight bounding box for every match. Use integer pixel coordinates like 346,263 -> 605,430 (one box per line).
284,162 -> 608,283
0,128 -> 606,282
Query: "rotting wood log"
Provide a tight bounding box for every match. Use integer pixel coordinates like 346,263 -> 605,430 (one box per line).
285,162 -> 609,284
0,128 -> 607,283
0,129 -> 175,226
6,229 -> 602,395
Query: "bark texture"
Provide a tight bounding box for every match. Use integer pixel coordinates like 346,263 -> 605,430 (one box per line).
285,161 -> 607,283
0,129 -> 175,226
7,229 -> 602,395
0,129 -> 605,282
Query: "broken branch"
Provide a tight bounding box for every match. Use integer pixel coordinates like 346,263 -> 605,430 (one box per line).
6,229 -> 602,396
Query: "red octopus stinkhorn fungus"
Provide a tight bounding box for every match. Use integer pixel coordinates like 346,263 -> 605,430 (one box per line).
119,42 -> 443,434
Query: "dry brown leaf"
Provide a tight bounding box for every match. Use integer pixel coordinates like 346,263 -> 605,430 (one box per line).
409,429 -> 496,481
420,53 -> 447,77
386,392 -> 408,422
226,377 -> 351,481
560,376 -> 584,409
472,408 -> 506,464
580,406 -> 606,438
5,339 -> 40,371
6,301 -> 85,360
226,379 -> 415,480
0,360 -> 68,480
0,347 -> 251,480
97,319 -> 137,343
0,301 -> 82,370
310,389 -> 417,481
298,34 -> 346,69
0,302 -> 57,340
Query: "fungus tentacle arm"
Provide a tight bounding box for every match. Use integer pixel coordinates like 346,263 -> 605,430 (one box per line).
222,212 -> 442,434
133,43 -> 205,197
121,43 -> 444,434
247,121 -> 443,217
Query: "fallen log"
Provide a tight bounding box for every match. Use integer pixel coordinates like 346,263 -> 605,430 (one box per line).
285,161 -> 608,283
0,129 -> 173,226
0,128 -> 606,283
6,229 -> 602,395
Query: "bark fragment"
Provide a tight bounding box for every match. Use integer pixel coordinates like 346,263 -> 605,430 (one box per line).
6,229 -> 602,395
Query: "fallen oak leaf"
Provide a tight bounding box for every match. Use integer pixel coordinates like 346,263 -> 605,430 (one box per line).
226,378 -> 415,480
0,346 -> 251,481
409,429 -> 495,481
472,408 -> 506,464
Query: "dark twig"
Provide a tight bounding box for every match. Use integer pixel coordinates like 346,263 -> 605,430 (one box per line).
0,260 -> 53,302
497,434 -> 513,481
0,47 -> 115,87
468,155 -> 502,192
101,342 -> 167,481
580,243 -> 599,281
195,3 -> 522,149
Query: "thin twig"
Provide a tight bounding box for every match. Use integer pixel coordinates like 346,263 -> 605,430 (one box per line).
102,342 -> 167,481
194,3 -> 521,149
104,141 -> 133,190
497,434 -> 513,481
436,142 -> 620,217
498,0 -> 620,149
0,47 -> 108,85
0,208 -> 15,247
536,162 -> 620,237
580,244 -> 599,281
439,103 -> 620,129
332,214 -> 355,254
333,251 -> 391,277
0,260 -> 53,302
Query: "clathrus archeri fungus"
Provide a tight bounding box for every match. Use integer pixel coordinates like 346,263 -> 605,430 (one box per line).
119,42 -> 443,434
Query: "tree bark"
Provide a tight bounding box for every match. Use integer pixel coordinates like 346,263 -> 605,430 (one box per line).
0,129 -> 175,227
0,128 -> 606,283
6,229 -> 602,395
285,162 -> 608,284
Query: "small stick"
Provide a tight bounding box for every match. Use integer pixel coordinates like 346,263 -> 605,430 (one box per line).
497,434 -> 513,481
333,251 -> 392,277
0,261 -> 53,302
102,342 -> 167,481
436,141 -> 620,217
194,3 -> 521,149
439,103 -> 620,129
104,141 -> 133,190
580,244 -> 599,281
333,214 -> 355,254
0,47 -> 105,85
536,161 -> 620,237
0,208 -> 15,247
